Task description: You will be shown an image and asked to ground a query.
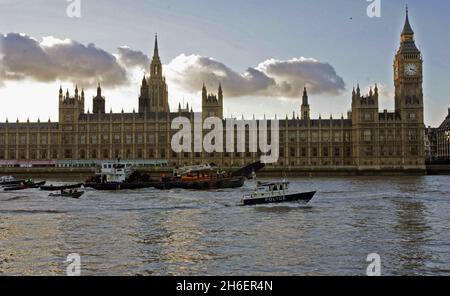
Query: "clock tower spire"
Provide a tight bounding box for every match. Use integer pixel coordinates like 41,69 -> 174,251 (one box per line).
393,6 -> 425,167
401,5 -> 414,42
394,6 -> 423,113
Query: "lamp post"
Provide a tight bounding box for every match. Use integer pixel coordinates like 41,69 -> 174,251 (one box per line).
446,130 -> 450,161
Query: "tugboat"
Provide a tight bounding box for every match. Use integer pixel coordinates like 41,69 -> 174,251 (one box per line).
154,164 -> 246,190
241,177 -> 316,206
84,160 -> 156,190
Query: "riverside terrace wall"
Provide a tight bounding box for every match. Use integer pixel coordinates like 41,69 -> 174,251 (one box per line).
426,164 -> 450,175
2,166 -> 449,180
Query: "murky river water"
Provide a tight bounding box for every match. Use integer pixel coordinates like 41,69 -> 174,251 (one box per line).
0,176 -> 449,275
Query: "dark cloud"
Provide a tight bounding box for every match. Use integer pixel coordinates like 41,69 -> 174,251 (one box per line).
167,54 -> 346,98
117,46 -> 150,69
0,33 -> 128,87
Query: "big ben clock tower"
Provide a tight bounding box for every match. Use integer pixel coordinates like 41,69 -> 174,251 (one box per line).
393,6 -> 425,168
394,7 -> 423,117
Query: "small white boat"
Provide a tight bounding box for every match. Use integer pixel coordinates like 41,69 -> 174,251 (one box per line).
49,190 -> 84,199
241,175 -> 316,206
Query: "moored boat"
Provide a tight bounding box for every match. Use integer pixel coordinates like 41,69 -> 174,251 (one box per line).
86,181 -> 157,191
4,181 -> 46,191
49,190 -> 84,199
230,160 -> 266,178
84,161 -> 156,190
40,183 -> 84,191
0,176 -> 25,187
154,164 -> 246,190
241,180 -> 316,206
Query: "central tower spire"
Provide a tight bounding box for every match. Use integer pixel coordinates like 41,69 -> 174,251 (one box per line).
142,34 -> 169,113
301,86 -> 310,120
153,34 -> 159,58
150,34 -> 162,78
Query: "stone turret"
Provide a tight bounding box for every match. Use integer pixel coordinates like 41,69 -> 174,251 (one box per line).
301,86 -> 310,120
201,83 -> 223,120
58,85 -> 84,124
93,83 -> 106,114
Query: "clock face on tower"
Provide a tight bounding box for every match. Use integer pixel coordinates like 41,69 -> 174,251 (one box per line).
405,63 -> 417,76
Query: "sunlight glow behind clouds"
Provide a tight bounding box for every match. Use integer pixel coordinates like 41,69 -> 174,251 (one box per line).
40,36 -> 72,47
0,31 -> 349,122
0,31 -> 351,122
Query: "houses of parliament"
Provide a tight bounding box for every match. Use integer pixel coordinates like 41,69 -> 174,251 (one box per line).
0,10 -> 426,171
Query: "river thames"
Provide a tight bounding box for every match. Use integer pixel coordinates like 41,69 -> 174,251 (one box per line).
0,176 -> 449,276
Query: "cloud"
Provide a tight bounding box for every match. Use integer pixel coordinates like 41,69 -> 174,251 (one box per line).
257,58 -> 346,96
0,33 -> 128,87
1,32 -> 346,99
117,46 -> 149,69
361,84 -> 394,102
166,54 -> 346,98
377,84 -> 395,101
166,54 -> 276,97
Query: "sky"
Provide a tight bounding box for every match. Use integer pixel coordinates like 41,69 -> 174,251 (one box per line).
0,0 -> 449,126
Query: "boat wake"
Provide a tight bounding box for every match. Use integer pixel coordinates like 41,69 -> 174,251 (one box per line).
251,204 -> 315,212
117,205 -> 201,212
0,209 -> 66,215
5,195 -> 29,202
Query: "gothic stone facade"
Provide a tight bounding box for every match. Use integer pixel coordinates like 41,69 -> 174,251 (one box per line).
436,109 -> 450,160
0,11 -> 426,171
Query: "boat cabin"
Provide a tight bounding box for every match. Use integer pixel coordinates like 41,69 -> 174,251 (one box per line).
172,164 -> 227,181
96,162 -> 134,183
246,181 -> 290,199
1,176 -> 15,182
